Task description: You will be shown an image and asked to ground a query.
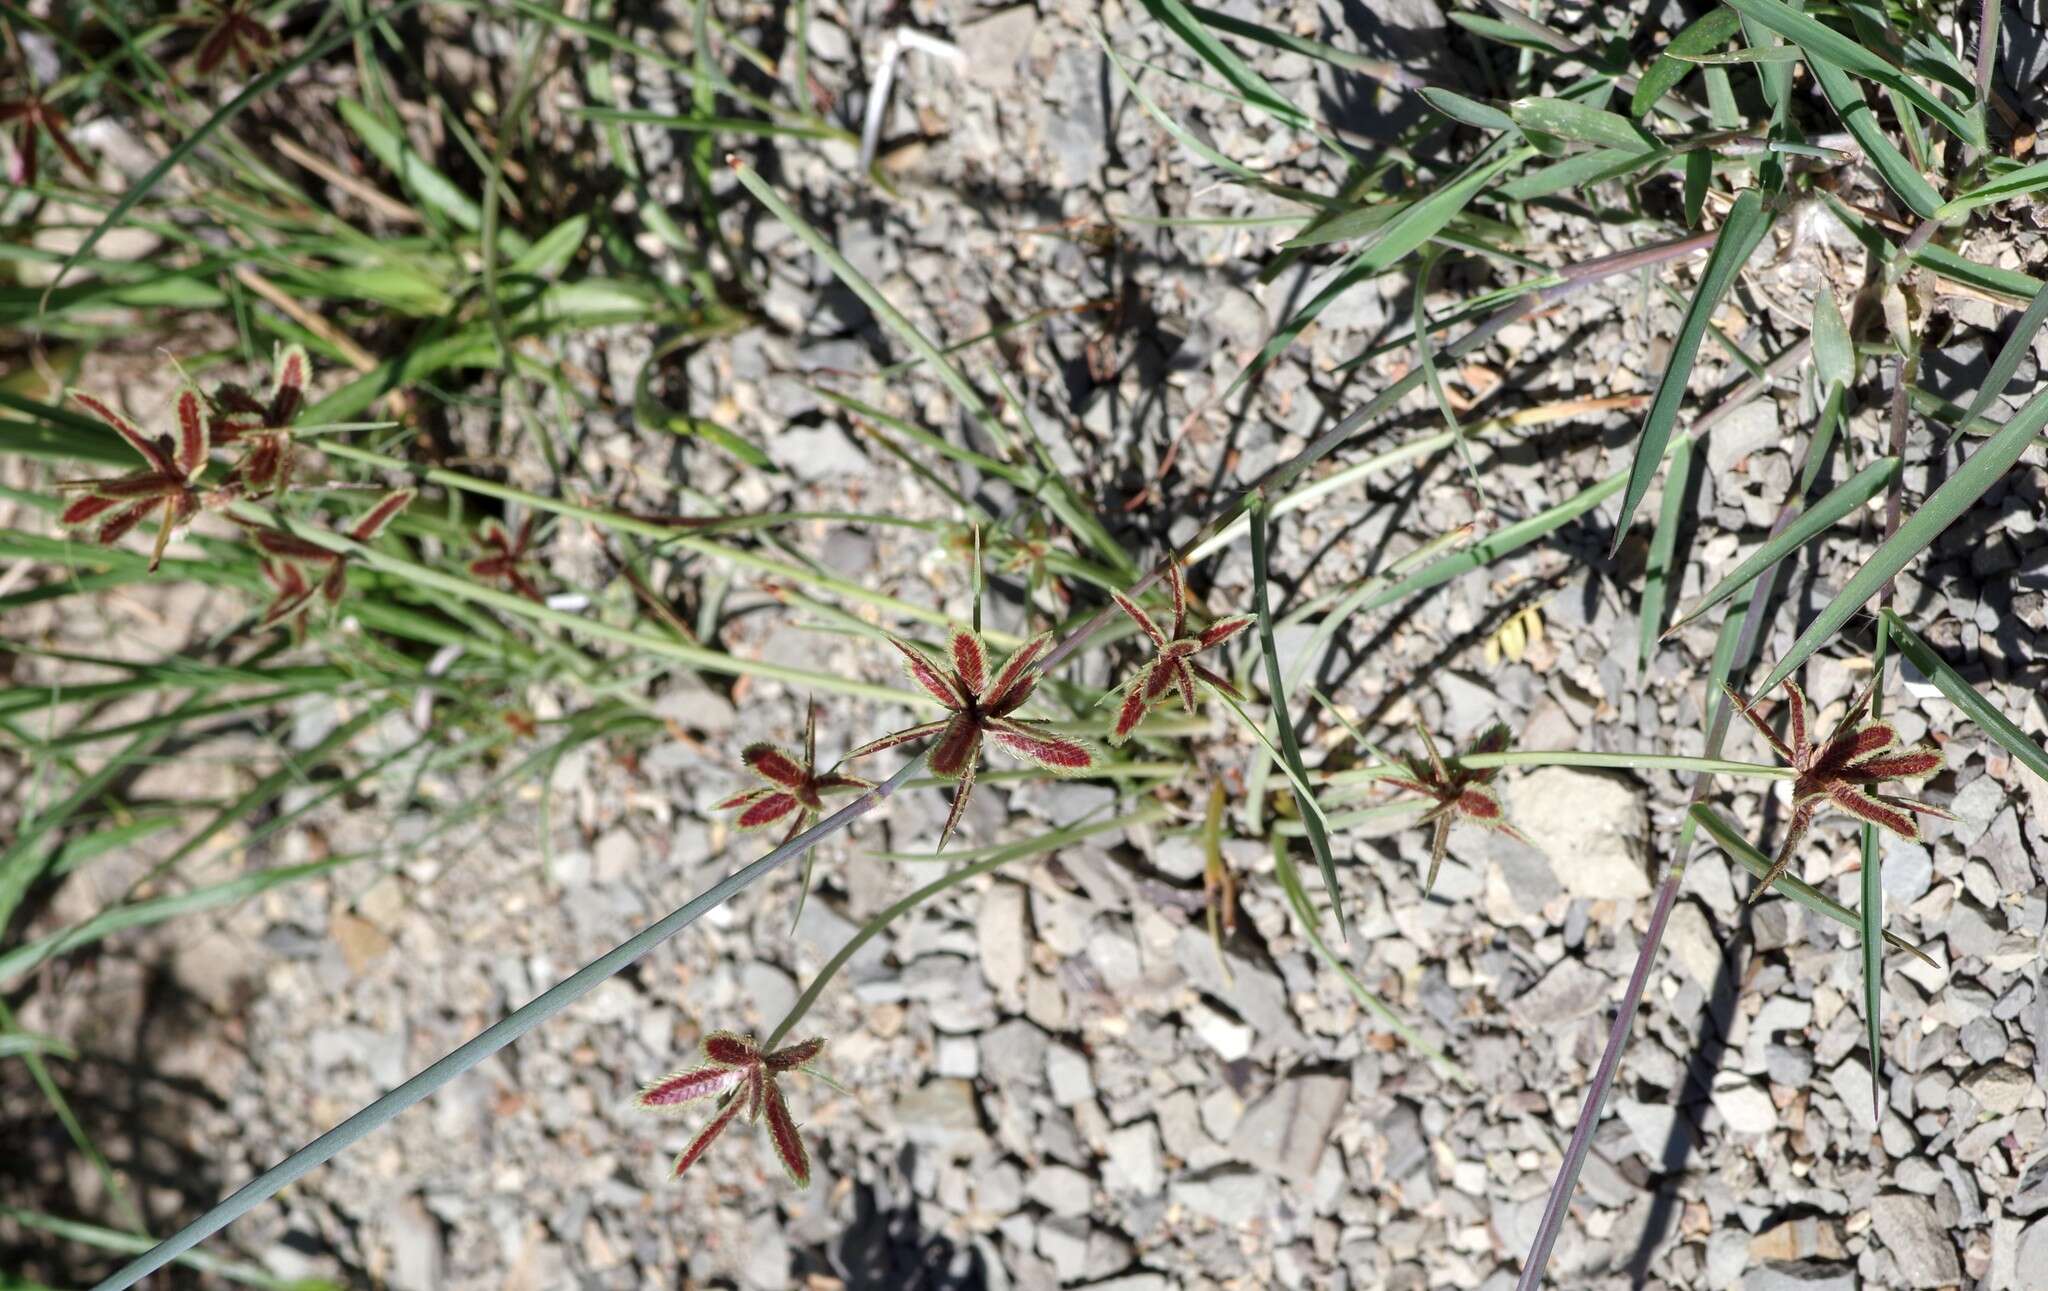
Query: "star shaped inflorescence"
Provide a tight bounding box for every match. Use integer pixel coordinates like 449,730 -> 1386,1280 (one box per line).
716,708 -> 874,844
1725,678 -> 1952,905
58,388 -> 215,571
634,1032 -> 826,1187
1107,563 -> 1253,743
846,628 -> 1094,848
467,514 -> 545,602
235,488 -> 415,628
1380,721 -> 1530,893
207,343 -> 309,498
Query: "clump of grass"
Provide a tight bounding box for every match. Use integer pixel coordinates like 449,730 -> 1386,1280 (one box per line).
5,1 -> 2048,1288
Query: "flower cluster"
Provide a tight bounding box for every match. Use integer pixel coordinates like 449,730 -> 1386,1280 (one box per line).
56,350 -> 543,618
634,1032 -> 826,1187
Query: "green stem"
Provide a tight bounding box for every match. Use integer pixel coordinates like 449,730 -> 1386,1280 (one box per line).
1321,751 -> 1794,783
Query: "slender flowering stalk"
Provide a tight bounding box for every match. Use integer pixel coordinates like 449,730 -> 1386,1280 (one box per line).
207,344 -> 309,498
634,1032 -> 827,1186
57,388 -> 217,571
1107,563 -> 1253,742
234,489 -> 415,627
1725,678 -> 1952,904
717,708 -> 874,844
467,515 -> 545,602
1378,722 -> 1531,893
846,628 -> 1094,847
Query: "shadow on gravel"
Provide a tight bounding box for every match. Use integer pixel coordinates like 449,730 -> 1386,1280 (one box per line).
822,1155 -> 986,1291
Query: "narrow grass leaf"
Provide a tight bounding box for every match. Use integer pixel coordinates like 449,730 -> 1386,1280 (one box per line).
1632,7 -> 1743,116
1946,286 -> 2048,442
1137,0 -> 1312,133
1689,805 -> 1932,961
1638,433 -> 1693,667
1883,611 -> 2048,781
1808,58 -> 1944,219
81,759 -> 927,1290
1719,0 -> 1987,147
1612,190 -> 1773,551
1667,455 -> 1899,632
1249,495 -> 1347,941
1285,144 -> 1530,250
1812,286 -> 1855,390
1268,836 -> 1471,1086
1682,150 -> 1710,226
1762,383 -> 2048,693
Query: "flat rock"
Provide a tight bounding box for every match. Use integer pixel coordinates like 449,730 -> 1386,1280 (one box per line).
1741,1261 -> 1855,1291
1508,957 -> 1612,1027
1963,1062 -> 2032,1115
1228,1072 -> 1351,1178
1870,1192 -> 1962,1287
1171,1166 -> 1274,1222
1713,1080 -> 1777,1136
1505,767 -> 1651,899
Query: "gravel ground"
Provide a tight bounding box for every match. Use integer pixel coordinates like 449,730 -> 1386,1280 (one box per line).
7,1 -> 2048,1288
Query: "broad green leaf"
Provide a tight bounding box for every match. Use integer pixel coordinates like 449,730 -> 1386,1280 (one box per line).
1421,87 -> 1516,133
1812,286 -> 1854,389
1719,0 -> 1986,148
1883,611 -> 2048,782
1612,189 -> 1774,548
337,98 -> 529,255
506,214 -> 589,279
1682,150 -> 1711,226
1910,243 -> 2044,302
1510,97 -> 1658,151
1500,146 -> 1676,201
1761,382 -> 2048,693
1808,58 -> 1943,219
1667,455 -> 1899,632
1939,158 -> 2048,221
1632,6 -> 1744,117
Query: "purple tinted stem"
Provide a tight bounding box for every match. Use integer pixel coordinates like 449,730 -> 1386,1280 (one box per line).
1516,874 -> 1681,1288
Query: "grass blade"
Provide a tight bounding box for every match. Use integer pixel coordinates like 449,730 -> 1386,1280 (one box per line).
1284,143 -> 1531,250
1665,455 -> 1900,633
79,757 -> 927,1291
1808,57 -> 1943,219
1612,189 -> 1774,551
1883,610 -> 2048,780
1719,0 -> 1987,148
1267,836 -> 1470,1086
1638,433 -> 1694,667
1632,7 -> 1743,117
1689,805 -> 1932,962
1248,494 -> 1347,941
1137,0 -> 1313,134
1944,284 -> 2048,442
1760,382 -> 2048,692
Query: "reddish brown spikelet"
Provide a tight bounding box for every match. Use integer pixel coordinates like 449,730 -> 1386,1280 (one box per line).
58,386 -> 216,572
182,0 -> 282,78
467,515 -> 547,602
232,489 -> 413,628
1379,721 -> 1531,893
208,345 -> 312,498
1725,678 -> 1953,905
635,1031 -> 827,1186
847,628 -> 1095,849
0,87 -> 91,188
716,712 -> 873,844
1107,564 -> 1253,744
